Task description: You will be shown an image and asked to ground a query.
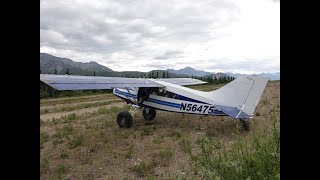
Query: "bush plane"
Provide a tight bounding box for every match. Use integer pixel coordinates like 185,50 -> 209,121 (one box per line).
40,74 -> 269,130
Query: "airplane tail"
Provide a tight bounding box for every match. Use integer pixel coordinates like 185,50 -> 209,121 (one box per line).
209,75 -> 269,119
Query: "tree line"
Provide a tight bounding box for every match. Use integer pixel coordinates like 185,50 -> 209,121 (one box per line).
40,67 -> 235,84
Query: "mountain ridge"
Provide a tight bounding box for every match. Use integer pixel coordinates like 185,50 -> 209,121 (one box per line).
40,52 -> 279,80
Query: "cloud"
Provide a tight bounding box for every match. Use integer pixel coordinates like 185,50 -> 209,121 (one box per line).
40,0 -> 279,73
154,51 -> 184,60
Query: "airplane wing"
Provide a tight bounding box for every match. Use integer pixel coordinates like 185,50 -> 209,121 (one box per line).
40,74 -> 207,90
155,78 -> 207,86
40,74 -> 164,90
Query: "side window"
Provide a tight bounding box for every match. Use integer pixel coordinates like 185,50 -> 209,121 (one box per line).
166,91 -> 176,98
153,89 -> 177,99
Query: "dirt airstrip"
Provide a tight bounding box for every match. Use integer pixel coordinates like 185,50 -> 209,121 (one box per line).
40,81 -> 280,179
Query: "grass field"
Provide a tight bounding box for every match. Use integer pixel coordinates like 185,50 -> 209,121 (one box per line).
40,81 -> 280,179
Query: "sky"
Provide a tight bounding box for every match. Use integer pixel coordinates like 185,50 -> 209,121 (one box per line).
40,0 -> 280,74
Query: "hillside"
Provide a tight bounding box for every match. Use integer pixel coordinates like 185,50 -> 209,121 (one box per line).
41,53 -> 187,78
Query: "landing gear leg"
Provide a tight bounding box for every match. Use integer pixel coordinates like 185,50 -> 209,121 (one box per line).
129,104 -> 141,116
240,119 -> 250,131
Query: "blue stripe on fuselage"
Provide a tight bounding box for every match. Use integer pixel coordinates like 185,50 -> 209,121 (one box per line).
114,89 -> 137,98
148,98 -> 180,108
174,94 -> 209,104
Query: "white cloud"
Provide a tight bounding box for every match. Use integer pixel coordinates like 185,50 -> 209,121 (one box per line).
40,0 -> 280,73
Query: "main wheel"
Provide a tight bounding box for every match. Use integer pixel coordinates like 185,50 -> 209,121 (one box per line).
117,111 -> 133,128
142,108 -> 156,121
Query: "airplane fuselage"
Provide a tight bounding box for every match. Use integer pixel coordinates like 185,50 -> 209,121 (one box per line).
113,87 -> 226,116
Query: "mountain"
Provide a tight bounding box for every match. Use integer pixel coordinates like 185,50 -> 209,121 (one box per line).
257,72 -> 280,80
167,67 -> 232,79
40,53 -> 184,78
226,72 -> 280,80
40,53 -> 114,76
211,72 -> 230,79
167,66 -> 212,77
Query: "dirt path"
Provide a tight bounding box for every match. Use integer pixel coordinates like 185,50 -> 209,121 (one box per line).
40,98 -> 120,111
40,94 -> 115,106
40,102 -> 126,121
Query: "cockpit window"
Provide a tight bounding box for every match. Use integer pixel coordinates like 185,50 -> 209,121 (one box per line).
153,89 -> 177,99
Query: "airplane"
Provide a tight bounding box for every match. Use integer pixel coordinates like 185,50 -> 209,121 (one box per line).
40,74 -> 269,131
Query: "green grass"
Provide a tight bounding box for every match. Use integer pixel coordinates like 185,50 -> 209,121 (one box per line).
59,152 -> 68,160
40,158 -> 49,175
53,125 -> 76,139
192,108 -> 280,179
141,128 -> 153,136
152,137 -> 163,144
132,161 -> 154,177
55,164 -> 70,178
171,130 -> 183,139
65,113 -> 77,121
40,131 -> 49,148
68,135 -> 84,149
125,146 -> 134,159
159,147 -> 174,165
179,139 -> 192,154
97,106 -> 128,115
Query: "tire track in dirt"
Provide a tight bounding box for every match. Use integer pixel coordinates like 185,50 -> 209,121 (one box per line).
40,102 -> 126,121
40,94 -> 116,106
40,98 -> 120,111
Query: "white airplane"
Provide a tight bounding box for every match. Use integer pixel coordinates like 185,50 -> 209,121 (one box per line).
40,74 -> 269,131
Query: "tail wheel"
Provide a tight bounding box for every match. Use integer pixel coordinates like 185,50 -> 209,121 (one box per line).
142,108 -> 156,121
117,111 -> 133,128
240,119 -> 250,131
